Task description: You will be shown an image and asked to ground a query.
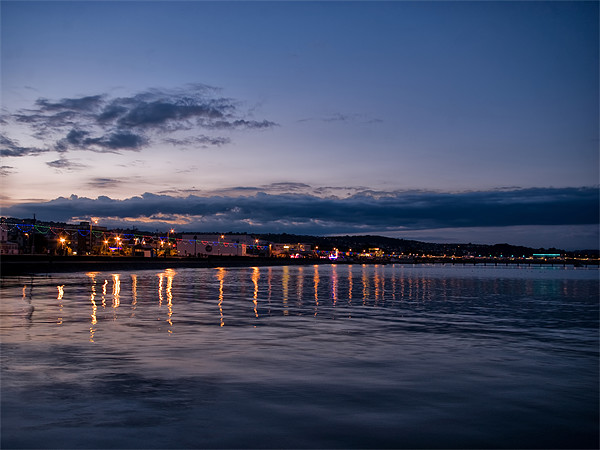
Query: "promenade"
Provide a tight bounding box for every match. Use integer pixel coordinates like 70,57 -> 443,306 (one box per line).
0,255 -> 329,276
1,254 -> 596,276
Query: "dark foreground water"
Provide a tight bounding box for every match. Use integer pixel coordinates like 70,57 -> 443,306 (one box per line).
1,264 -> 598,449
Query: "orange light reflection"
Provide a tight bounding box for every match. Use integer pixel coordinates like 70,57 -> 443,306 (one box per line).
112,274 -> 121,308
362,265 -> 369,304
296,266 -> 304,306
165,269 -> 175,333
282,266 -> 289,316
252,267 -> 259,318
217,268 -> 226,326
102,280 -> 108,308
56,285 -> 64,325
348,265 -> 353,304
313,265 -> 319,316
331,264 -> 338,305
87,272 -> 98,342
157,273 -> 164,306
131,274 -> 138,311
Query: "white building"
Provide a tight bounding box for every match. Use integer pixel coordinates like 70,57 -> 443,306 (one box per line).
176,234 -> 264,257
0,224 -> 19,255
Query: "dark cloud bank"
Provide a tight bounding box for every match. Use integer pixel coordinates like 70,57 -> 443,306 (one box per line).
4,187 -> 598,238
1,84 -> 276,158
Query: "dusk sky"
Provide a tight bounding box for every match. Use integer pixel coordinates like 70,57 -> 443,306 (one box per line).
1,1 -> 598,249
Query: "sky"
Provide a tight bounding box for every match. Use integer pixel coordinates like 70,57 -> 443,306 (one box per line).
1,1 -> 598,250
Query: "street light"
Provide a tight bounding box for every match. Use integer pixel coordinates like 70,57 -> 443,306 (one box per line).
89,218 -> 98,255
219,234 -> 225,255
166,229 -> 175,257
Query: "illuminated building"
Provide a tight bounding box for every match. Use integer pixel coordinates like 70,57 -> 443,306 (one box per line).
176,234 -> 260,257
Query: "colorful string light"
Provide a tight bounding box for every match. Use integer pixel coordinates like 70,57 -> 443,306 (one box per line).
0,223 -> 270,249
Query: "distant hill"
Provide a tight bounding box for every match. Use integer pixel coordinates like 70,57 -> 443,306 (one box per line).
255,233 -> 569,258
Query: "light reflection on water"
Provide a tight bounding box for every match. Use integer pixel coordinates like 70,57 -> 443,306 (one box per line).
0,264 -> 598,449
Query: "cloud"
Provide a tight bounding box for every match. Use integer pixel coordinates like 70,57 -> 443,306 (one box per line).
86,178 -> 124,189
86,131 -> 146,150
36,95 -> 105,112
0,165 -> 15,176
193,182 -> 320,197
46,159 -> 71,168
264,182 -> 313,192
4,187 -> 598,240
0,134 -> 48,157
298,112 -> 383,124
391,225 -> 599,250
46,157 -> 87,171
53,128 -> 147,152
164,135 -> 231,148
1,84 -> 277,157
206,119 -> 277,130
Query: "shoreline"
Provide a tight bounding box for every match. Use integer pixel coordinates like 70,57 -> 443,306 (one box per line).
0,255 -> 333,276
1,254 -> 596,276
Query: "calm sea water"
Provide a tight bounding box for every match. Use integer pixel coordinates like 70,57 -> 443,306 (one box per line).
1,264 -> 598,449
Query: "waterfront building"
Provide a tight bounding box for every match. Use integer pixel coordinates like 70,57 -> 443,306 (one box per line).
176,234 -> 260,257
0,223 -> 19,255
270,243 -> 312,258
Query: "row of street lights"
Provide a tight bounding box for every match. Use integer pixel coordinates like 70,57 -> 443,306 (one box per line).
54,226 -> 256,257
